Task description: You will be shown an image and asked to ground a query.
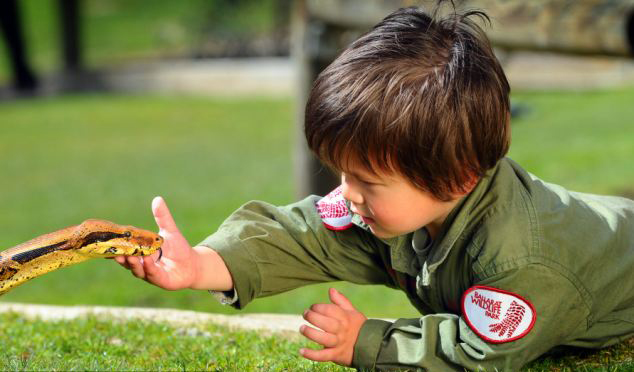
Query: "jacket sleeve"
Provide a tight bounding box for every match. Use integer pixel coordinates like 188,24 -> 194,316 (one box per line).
197,196 -> 393,309
352,264 -> 591,371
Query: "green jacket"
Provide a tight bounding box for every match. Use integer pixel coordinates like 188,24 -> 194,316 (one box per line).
199,158 -> 634,371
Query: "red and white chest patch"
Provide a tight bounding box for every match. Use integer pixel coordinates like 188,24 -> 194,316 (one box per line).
315,186 -> 353,231
462,286 -> 536,343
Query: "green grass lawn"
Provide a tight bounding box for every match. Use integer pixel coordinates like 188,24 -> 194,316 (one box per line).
0,312 -> 351,372
509,89 -> 634,195
0,311 -> 632,372
0,89 -> 633,370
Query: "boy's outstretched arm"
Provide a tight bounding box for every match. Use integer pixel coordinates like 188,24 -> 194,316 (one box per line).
114,196 -> 233,292
300,288 -> 367,366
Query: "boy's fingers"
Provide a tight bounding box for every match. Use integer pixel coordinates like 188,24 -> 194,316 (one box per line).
310,303 -> 345,320
152,196 -> 179,234
300,347 -> 335,362
113,256 -> 126,265
127,256 -> 146,279
329,288 -> 356,311
300,325 -> 338,348
148,249 -> 162,262
303,309 -> 340,334
142,253 -> 159,273
113,256 -> 132,270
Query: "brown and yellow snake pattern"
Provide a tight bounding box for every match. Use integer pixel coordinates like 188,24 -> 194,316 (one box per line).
0,219 -> 163,295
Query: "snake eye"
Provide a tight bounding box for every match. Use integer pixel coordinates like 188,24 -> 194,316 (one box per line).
124,231 -> 131,238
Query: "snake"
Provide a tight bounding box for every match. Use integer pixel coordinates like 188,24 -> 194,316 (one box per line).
0,219 -> 163,296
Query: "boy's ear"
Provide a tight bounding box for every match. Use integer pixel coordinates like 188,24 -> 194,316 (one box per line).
458,174 -> 480,196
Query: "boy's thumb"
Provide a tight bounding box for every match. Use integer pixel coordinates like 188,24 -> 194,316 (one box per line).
152,196 -> 179,234
329,288 -> 356,311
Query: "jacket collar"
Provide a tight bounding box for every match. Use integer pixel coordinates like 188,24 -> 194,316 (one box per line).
374,160 -> 504,279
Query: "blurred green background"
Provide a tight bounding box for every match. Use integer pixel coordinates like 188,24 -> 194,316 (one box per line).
0,0 -> 289,82
1,0 -> 633,321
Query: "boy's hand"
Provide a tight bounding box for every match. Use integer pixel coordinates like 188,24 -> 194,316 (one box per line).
300,288 -> 367,367
114,196 -> 199,291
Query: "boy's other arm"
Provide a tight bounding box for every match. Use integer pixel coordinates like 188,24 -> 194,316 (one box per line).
352,264 -> 590,371
115,197 -> 233,292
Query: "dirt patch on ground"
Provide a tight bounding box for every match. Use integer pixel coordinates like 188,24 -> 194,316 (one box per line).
0,302 -> 309,340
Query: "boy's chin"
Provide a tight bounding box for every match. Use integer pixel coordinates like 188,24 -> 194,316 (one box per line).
369,224 -> 421,239
368,226 -> 399,239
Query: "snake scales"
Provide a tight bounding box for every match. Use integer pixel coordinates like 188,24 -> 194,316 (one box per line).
0,219 -> 163,295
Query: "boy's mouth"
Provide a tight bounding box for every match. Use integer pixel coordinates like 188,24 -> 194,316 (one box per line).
360,215 -> 375,224
351,205 -> 375,224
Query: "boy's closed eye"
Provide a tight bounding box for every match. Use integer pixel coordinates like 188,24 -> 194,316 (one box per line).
359,178 -> 384,187
351,174 -> 375,184
343,171 -> 386,187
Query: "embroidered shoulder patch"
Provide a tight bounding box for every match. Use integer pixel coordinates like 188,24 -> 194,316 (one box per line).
462,286 -> 536,343
315,186 -> 353,231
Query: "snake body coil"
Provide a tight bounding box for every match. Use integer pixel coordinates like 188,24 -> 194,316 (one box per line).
0,219 -> 163,295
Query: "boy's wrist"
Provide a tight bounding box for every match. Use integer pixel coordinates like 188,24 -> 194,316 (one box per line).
188,245 -> 234,291
187,246 -> 205,290
351,319 -> 392,369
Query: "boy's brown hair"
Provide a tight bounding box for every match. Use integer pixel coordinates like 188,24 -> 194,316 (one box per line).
304,5 -> 510,201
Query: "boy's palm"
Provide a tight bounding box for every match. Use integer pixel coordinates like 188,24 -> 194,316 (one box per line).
300,288 -> 367,366
114,197 -> 198,290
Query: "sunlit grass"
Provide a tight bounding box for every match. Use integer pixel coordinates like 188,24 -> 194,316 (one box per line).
509,88 -> 634,195
0,312 -> 351,372
0,311 -> 632,371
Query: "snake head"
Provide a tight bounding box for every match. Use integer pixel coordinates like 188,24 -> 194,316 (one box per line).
74,219 -> 163,258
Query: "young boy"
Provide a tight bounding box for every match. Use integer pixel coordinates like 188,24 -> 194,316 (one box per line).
115,6 -> 634,371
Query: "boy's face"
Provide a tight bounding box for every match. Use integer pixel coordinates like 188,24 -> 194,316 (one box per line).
340,161 -> 462,239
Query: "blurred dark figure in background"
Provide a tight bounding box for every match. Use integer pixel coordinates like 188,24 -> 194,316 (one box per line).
0,0 -> 81,95
0,0 -> 38,92
58,0 -> 81,74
